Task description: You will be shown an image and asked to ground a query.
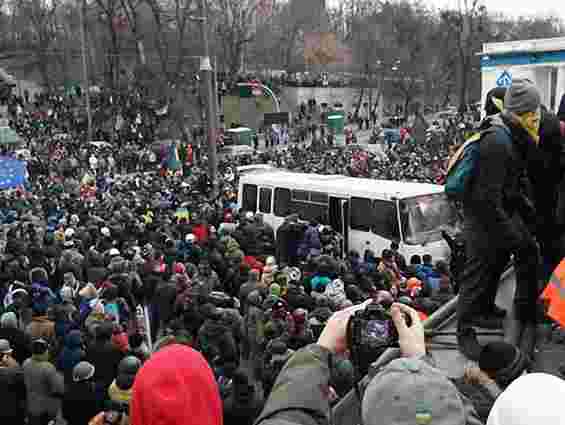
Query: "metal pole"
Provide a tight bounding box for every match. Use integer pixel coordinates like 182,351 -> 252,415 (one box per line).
78,0 -> 93,142
213,56 -> 220,124
198,0 -> 218,198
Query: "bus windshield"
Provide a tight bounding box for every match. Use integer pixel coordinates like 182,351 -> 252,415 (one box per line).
400,193 -> 459,245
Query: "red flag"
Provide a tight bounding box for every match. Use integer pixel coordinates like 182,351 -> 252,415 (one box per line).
112,15 -> 128,32
256,0 -> 273,17
186,144 -> 193,165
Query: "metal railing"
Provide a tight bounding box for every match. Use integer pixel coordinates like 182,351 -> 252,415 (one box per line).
331,266 -> 514,425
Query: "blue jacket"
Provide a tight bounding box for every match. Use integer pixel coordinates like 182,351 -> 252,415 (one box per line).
57,330 -> 83,379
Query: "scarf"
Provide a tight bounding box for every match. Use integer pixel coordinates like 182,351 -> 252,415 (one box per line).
508,109 -> 541,145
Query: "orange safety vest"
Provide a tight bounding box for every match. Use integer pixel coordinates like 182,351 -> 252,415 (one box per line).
540,258 -> 565,327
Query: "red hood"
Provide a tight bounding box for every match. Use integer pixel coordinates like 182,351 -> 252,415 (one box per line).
193,224 -> 209,242
131,344 -> 222,425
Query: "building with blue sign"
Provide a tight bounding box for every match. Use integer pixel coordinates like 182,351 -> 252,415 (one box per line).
480,37 -> 565,113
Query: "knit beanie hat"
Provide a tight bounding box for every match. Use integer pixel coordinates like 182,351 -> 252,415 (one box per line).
479,341 -> 530,388
0,312 -> 18,329
479,341 -> 515,372
504,79 -> 541,114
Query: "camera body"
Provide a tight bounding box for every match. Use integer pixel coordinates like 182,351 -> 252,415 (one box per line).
347,300 -> 409,376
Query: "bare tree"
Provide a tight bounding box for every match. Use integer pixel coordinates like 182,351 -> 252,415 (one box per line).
93,0 -> 124,88
212,0 -> 257,75
119,0 -> 145,64
12,0 -> 61,88
146,0 -> 198,81
440,0 -> 487,112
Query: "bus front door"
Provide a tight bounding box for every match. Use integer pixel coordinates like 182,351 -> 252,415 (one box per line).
329,197 -> 349,257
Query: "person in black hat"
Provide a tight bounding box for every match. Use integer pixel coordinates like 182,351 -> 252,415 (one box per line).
223,369 -> 264,425
478,341 -> 530,389
109,356 -> 141,403
452,340 -> 529,423
484,87 -> 507,117
61,361 -> 101,425
85,321 -> 124,397
470,86 -> 510,323
0,339 -> 26,425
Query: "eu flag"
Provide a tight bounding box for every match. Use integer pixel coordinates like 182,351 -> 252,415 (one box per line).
0,157 -> 27,189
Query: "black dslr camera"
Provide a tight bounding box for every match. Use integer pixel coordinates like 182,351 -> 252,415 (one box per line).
346,300 -> 410,376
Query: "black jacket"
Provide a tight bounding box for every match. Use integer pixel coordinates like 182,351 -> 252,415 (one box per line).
61,381 -> 103,425
86,340 -> 124,390
0,366 -> 26,420
530,109 -> 565,240
223,386 -> 264,425
463,113 -> 536,256
451,378 -> 497,424
154,280 -> 178,327
198,318 -> 238,365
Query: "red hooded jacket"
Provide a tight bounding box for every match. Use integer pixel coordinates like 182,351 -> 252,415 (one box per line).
131,344 -> 223,425
192,223 -> 209,243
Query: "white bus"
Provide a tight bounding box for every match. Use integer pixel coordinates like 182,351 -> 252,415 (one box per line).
238,170 -> 458,262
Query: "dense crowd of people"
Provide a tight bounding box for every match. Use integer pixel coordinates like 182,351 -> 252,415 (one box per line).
0,155 -> 458,424
0,82 -> 564,425
0,87 -> 463,425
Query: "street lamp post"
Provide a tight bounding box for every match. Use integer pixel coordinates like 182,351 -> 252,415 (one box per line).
78,0 -> 93,142
197,0 -> 218,198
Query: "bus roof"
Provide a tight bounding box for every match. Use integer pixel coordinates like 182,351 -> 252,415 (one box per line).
240,171 -> 445,200
226,127 -> 252,133
236,164 -> 274,173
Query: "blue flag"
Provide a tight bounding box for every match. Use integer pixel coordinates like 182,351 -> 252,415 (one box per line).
0,157 -> 27,189
166,142 -> 182,171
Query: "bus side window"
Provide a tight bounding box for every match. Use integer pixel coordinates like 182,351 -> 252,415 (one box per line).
259,188 -> 272,213
350,197 -> 373,231
242,184 -> 258,213
274,188 -> 291,216
373,200 -> 400,240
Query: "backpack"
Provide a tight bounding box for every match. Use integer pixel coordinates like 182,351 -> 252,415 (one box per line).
445,123 -> 511,201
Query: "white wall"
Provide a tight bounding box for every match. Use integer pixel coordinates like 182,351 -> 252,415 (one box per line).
282,87 -> 361,112
282,86 -> 417,113
556,66 -> 565,113
481,65 -> 553,114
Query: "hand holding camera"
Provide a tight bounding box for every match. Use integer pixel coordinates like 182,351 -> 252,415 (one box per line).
317,299 -> 371,354
316,299 -> 425,360
390,302 -> 426,358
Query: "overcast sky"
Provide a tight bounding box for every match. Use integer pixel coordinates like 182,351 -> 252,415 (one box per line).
430,0 -> 564,20
328,0 -> 565,21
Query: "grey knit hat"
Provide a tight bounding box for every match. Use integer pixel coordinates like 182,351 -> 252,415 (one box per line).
0,312 -> 17,329
504,79 -> 541,114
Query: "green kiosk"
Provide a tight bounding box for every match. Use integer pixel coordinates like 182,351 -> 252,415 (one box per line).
326,111 -> 345,146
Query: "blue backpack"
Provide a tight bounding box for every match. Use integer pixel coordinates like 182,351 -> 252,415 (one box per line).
445,124 -> 511,201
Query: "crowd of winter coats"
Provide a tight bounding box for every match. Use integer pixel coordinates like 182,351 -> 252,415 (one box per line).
0,168 -> 455,425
